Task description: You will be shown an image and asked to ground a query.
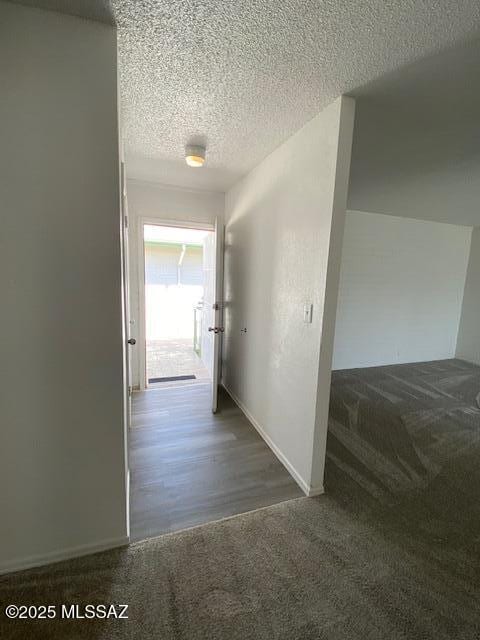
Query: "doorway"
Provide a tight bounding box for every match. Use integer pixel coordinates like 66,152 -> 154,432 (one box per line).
137,220 -> 224,411
143,223 -> 212,387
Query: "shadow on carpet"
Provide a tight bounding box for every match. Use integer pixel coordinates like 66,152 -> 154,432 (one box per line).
1,359 -> 479,639
1,492 -> 479,639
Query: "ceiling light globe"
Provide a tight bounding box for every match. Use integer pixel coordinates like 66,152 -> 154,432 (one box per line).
185,145 -> 206,168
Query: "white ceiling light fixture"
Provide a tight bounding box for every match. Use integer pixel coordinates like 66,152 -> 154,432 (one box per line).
185,144 -> 206,168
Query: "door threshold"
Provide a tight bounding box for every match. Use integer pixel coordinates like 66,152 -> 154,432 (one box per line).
148,374 -> 196,383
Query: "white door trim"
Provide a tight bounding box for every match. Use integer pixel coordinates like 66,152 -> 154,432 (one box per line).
211,217 -> 224,412
119,160 -> 131,543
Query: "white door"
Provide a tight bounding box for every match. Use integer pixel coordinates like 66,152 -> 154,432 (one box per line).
201,218 -> 224,413
120,160 -> 133,532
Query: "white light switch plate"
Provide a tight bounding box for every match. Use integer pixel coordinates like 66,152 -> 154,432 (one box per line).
303,303 -> 313,323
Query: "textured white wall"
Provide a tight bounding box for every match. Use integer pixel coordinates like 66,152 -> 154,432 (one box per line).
126,180 -> 224,387
223,97 -> 355,495
456,227 -> 480,366
333,211 -> 472,370
0,3 -> 127,572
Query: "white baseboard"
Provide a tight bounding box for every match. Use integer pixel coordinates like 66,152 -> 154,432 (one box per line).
222,384 -> 324,498
0,535 -> 130,576
305,484 -> 325,497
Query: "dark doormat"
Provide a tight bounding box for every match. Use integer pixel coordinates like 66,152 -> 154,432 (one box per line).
148,374 -> 196,383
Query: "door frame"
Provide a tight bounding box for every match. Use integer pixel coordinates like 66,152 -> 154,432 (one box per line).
137,216 -> 215,391
119,160 -> 131,541
211,217 -> 225,412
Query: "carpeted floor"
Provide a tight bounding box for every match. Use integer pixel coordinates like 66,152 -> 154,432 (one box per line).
1,358 -> 479,639
325,358 -> 480,607
328,358 -> 480,507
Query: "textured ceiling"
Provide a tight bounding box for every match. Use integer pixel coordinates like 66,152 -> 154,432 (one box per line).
5,0 -> 114,23
6,0 -> 480,192
113,0 -> 480,190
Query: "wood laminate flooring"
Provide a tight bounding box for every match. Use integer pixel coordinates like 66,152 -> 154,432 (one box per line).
129,383 -> 303,541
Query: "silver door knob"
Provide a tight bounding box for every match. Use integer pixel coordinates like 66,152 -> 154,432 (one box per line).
127,338 -> 136,345
208,327 -> 224,334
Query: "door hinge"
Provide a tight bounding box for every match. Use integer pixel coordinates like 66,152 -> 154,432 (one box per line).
124,215 -> 128,228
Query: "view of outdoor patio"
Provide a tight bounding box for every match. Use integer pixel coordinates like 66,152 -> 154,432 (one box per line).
144,225 -> 211,386
146,339 -> 209,384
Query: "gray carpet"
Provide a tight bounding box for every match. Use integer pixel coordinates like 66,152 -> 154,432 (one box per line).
326,358 -> 480,600
328,358 -> 480,509
1,358 -> 479,639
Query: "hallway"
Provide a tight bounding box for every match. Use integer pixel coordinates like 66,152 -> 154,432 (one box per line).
129,384 -> 302,542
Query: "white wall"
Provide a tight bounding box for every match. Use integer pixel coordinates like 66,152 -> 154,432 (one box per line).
0,3 -> 127,573
126,179 -> 224,387
332,211 -> 472,370
349,112 -> 480,227
222,97 -> 355,495
456,227 -> 480,366
349,41 -> 480,230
